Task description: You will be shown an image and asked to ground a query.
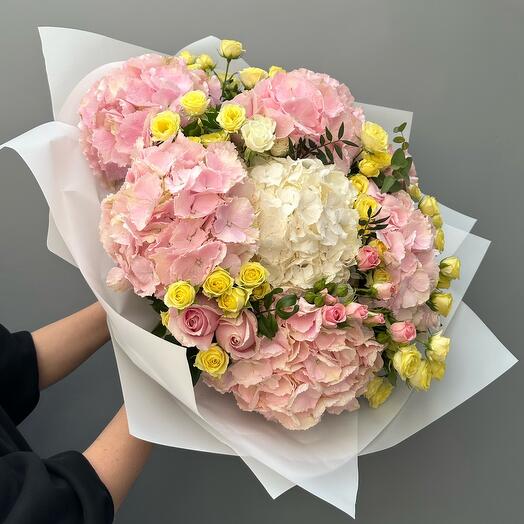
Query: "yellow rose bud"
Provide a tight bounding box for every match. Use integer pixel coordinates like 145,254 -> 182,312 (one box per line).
270,137 -> 290,157
216,103 -> 246,133
434,228 -> 445,251
419,195 -> 439,216
160,310 -> 170,328
439,256 -> 461,280
429,359 -> 446,380
251,281 -> 272,300
368,239 -> 387,257
219,39 -> 245,59
195,53 -> 215,70
429,292 -> 453,316
202,267 -> 234,298
164,280 -> 196,310
178,50 -> 195,65
409,360 -> 432,390
180,90 -> 210,116
365,376 -> 394,408
216,71 -> 241,90
393,345 -> 422,381
427,332 -> 450,362
358,157 -> 381,178
437,274 -> 452,289
236,262 -> 269,288
217,287 -> 249,318
200,130 -> 229,145
239,67 -> 268,89
354,194 -> 380,219
373,268 -> 391,284
194,344 -> 229,378
150,110 -> 181,141
268,65 -> 285,77
366,150 -> 392,169
408,184 -> 422,200
350,174 -> 369,194
432,214 -> 443,228
361,121 -> 389,153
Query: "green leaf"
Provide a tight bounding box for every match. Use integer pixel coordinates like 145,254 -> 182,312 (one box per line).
276,294 -> 298,311
320,135 -> 325,146
151,321 -> 167,338
264,287 -> 283,311
334,143 -> 343,159
325,127 -> 333,141
393,136 -> 404,143
391,148 -> 406,169
316,150 -> 328,164
342,140 -> 359,147
276,305 -> 299,320
182,119 -> 201,137
381,176 -> 396,193
325,147 -> 334,164
338,122 -> 345,139
402,141 -> 409,151
398,122 -> 407,132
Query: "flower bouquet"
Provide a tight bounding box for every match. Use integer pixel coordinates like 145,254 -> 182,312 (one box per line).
1,28 -> 516,517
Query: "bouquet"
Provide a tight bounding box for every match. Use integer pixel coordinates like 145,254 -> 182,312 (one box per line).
1,28 -> 516,517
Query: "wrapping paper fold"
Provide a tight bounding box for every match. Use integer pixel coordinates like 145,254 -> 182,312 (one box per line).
0,27 -> 517,517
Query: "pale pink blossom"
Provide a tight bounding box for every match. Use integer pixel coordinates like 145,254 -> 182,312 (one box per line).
357,246 -> 381,271
389,321 -> 417,343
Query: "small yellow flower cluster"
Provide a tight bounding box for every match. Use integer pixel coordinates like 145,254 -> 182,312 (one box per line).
358,122 -> 392,178
418,195 -> 446,251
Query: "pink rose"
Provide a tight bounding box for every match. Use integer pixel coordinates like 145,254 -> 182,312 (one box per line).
373,282 -> 394,300
216,310 -> 259,360
389,321 -> 417,343
356,246 -> 380,271
168,301 -> 220,350
285,298 -> 322,341
364,313 -> 385,326
345,302 -> 369,321
322,303 -> 347,328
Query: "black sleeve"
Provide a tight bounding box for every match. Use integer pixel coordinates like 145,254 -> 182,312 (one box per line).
0,325 -> 40,425
0,450 -> 114,523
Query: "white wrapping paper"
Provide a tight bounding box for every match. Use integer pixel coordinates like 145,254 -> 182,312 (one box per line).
0,27 -> 517,518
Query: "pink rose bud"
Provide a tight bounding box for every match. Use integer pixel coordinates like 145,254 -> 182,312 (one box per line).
373,282 -> 394,300
322,303 -> 347,328
389,321 -> 417,343
345,302 -> 369,321
357,246 -> 381,271
364,312 -> 385,326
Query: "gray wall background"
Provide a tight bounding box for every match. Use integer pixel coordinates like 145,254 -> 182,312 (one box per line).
0,0 -> 522,522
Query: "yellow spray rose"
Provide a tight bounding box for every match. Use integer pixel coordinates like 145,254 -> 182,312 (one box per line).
178,50 -> 195,65
393,345 -> 422,381
368,239 -> 387,257
180,90 -> 210,116
150,110 -> 181,141
439,256 -> 461,280
251,281 -> 272,300
361,121 -> 389,153
164,281 -> 196,310
427,332 -> 451,362
408,184 -> 422,200
367,150 -> 392,169
430,292 -> 453,316
434,228 -> 445,251
372,268 -> 391,284
409,360 -> 432,390
432,214 -> 443,228
429,359 -> 446,380
160,310 -> 170,328
358,157 -> 380,178
350,174 -> 369,194
419,195 -> 439,216
194,345 -> 229,378
236,262 -> 269,288
195,53 -> 215,70
217,287 -> 249,318
355,194 -> 380,219
365,376 -> 394,408
202,267 -> 234,298
239,67 -> 268,89
187,136 -> 202,143
200,130 -> 229,145
219,39 -> 245,59
437,274 -> 452,289
217,104 -> 246,133
268,65 -> 285,77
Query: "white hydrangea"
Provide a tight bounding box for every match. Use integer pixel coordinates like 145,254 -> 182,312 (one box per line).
249,157 -> 361,289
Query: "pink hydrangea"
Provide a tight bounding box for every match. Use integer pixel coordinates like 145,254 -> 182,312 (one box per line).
205,298 -> 383,431
79,54 -> 221,186
232,68 -> 364,171
366,182 -> 440,331
100,135 -> 257,297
